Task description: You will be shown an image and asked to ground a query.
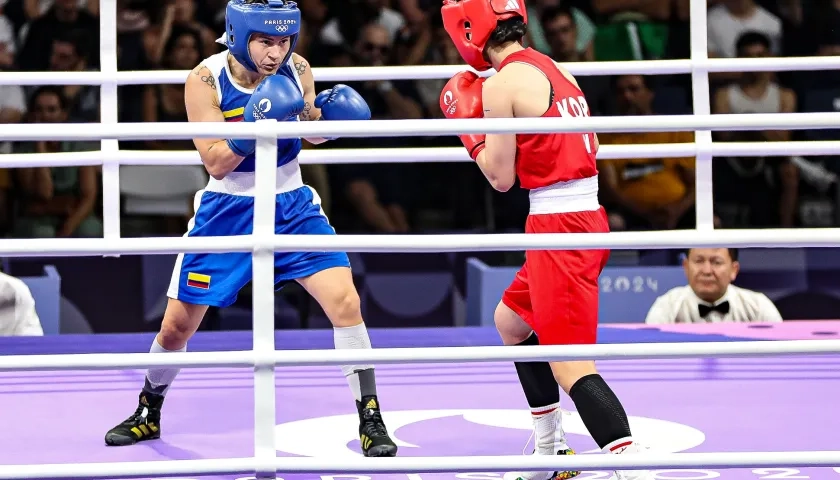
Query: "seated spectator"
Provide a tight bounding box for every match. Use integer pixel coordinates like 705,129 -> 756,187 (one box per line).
598,75 -> 696,230
539,5 -> 609,114
17,0 -> 98,71
326,22 -> 423,233
12,86 -> 101,239
590,0 -> 671,61
712,31 -> 798,228
143,0 -> 216,67
414,17 -> 463,118
0,0 -> 17,70
707,0 -> 781,58
645,248 -> 782,324
23,0 -> 95,22
143,27 -> 202,151
526,0 -> 595,61
44,29 -> 100,122
319,0 -> 404,46
0,270 -> 43,336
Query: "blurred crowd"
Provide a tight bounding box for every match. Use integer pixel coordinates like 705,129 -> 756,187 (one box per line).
0,0 -> 839,242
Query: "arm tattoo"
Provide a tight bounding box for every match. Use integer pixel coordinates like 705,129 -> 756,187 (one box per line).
201,74 -> 217,90
300,102 -> 313,121
294,60 -> 307,76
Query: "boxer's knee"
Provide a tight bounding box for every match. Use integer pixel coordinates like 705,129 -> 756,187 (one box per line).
494,302 -> 532,345
158,299 -> 208,351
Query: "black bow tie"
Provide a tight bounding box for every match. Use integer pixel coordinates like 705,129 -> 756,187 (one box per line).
699,301 -> 730,318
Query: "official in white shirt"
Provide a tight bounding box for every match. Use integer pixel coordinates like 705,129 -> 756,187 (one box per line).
0,271 -> 43,336
645,248 -> 782,324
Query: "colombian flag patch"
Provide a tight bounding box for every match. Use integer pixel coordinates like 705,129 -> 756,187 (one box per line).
187,272 -> 211,289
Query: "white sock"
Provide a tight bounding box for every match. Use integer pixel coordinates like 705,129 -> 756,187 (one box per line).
144,338 -> 186,396
530,402 -> 566,454
602,437 -> 638,454
333,323 -> 375,402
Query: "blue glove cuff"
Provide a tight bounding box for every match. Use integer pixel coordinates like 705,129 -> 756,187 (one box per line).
226,138 -> 254,157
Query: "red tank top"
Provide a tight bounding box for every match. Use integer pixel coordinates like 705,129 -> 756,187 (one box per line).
498,48 -> 598,190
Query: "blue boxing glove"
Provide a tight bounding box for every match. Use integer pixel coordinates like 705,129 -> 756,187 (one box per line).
314,84 -> 371,140
227,74 -> 306,157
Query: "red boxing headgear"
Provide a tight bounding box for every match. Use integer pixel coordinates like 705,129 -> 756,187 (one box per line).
441,0 -> 528,71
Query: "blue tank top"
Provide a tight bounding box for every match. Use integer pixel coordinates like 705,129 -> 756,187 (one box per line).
203,51 -> 303,173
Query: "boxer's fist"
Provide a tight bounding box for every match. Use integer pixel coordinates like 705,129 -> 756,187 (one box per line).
227,74 -> 305,157
314,84 -> 371,140
315,84 -> 371,121
440,71 -> 484,119
440,71 -> 486,160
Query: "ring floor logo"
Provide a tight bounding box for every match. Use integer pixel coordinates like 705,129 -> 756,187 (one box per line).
149,409 -> 834,480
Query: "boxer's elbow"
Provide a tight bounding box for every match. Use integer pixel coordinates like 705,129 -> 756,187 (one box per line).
490,176 -> 515,192
486,167 -> 515,191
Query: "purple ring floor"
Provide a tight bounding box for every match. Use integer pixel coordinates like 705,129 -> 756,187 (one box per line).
2,323 -> 839,480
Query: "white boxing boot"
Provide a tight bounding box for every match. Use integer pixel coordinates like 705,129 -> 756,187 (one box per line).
503,403 -> 580,480
603,438 -> 655,480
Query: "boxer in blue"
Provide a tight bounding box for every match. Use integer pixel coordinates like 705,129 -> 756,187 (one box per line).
104,0 -> 398,457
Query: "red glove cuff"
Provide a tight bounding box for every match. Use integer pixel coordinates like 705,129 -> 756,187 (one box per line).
460,134 -> 486,161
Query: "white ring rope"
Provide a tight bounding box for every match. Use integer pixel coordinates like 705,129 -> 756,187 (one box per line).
3,451 -> 840,480
3,141 -> 840,168
1,55 -> 838,86
6,112 -> 840,141
6,1 -> 838,477
1,227 -> 840,257
1,340 -> 839,372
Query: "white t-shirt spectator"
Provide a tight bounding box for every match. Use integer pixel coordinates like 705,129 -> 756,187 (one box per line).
0,84 -> 25,154
707,4 -> 782,58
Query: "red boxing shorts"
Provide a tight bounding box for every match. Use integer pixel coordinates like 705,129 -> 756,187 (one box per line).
501,207 -> 610,345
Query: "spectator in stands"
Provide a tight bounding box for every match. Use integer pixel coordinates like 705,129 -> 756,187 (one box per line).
17,0 -> 98,71
645,248 -> 782,324
0,0 -> 17,70
539,5 -> 609,114
23,0 -> 96,22
526,0 -> 595,62
45,29 -> 99,122
319,0 -> 405,46
712,31 -> 798,228
415,18 -> 463,118
589,0 -> 672,61
0,270 -> 43,336
327,22 -> 423,233
142,0 -> 216,67
12,86 -> 101,239
142,27 -> 201,151
598,74 -> 698,231
707,0 -> 782,58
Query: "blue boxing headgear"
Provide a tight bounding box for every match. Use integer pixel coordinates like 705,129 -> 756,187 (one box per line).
225,0 -> 301,73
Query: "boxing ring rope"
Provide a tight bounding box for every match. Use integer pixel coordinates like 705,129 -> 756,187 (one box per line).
3,0 -> 840,476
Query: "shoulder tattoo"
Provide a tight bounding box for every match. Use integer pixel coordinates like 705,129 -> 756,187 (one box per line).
294,60 -> 307,77
192,65 -> 216,91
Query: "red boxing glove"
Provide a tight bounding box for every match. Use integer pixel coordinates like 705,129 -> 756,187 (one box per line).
440,71 -> 486,160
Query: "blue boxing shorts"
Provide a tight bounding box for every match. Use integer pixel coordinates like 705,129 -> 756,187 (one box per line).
167,161 -> 350,308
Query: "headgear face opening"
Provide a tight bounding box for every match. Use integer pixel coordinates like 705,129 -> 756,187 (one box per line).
225,0 -> 301,73
441,0 -> 527,71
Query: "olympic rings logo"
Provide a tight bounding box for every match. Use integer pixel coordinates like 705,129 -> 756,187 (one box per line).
276,25 -> 289,33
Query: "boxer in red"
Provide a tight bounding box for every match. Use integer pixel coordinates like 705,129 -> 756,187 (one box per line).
440,2 -> 653,480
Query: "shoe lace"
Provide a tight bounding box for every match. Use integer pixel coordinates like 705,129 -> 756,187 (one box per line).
362,409 -> 388,437
123,405 -> 148,425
